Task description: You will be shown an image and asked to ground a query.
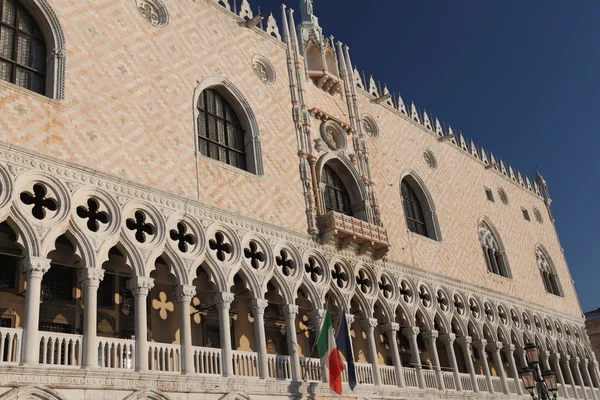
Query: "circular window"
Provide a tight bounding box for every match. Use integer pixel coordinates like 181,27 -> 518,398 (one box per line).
252,55 -> 276,85
498,188 -> 508,205
423,149 -> 437,169
135,0 -> 169,27
362,114 -> 379,138
534,207 -> 543,223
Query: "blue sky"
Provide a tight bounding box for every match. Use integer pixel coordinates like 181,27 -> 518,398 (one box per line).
253,0 -> 600,312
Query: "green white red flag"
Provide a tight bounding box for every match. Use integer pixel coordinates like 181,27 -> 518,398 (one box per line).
316,310 -> 345,394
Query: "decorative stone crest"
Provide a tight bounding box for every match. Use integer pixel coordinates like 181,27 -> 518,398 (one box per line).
252,55 -> 276,85
135,0 -> 169,27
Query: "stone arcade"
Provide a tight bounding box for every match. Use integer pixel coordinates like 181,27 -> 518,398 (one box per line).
0,0 -> 596,399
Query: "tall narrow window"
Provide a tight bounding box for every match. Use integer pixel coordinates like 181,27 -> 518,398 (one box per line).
478,221 -> 510,278
0,0 -> 46,94
322,164 -> 352,216
536,247 -> 562,296
401,180 -> 428,237
197,88 -> 247,171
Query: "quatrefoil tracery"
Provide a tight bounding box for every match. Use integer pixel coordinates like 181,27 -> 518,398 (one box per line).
454,294 -> 465,315
419,286 -> 431,308
332,263 -> 348,289
437,290 -> 449,312
276,249 -> 295,277
209,232 -> 232,262
379,276 -> 393,299
469,298 -> 480,318
170,222 -> 196,253
20,183 -> 58,220
498,306 -> 508,324
304,257 -> 322,283
356,270 -> 372,294
399,280 -> 413,304
126,211 -> 155,243
77,198 -> 109,232
244,241 -> 266,269
484,303 -> 494,322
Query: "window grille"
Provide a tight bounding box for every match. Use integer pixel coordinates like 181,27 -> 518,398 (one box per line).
205,325 -> 220,348
0,254 -> 17,289
401,180 -> 428,237
0,317 -> 11,328
322,164 -> 352,216
119,275 -> 135,315
41,265 -> 75,302
0,0 -> 46,94
197,89 -> 247,170
39,322 -> 71,333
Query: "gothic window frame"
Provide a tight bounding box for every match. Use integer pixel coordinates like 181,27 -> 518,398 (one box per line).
193,77 -> 264,175
536,246 -> 563,297
399,172 -> 442,241
321,164 -> 352,216
478,219 -> 512,278
317,155 -> 368,221
0,0 -> 66,99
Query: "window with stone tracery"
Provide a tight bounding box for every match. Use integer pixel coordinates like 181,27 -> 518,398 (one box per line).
536,247 -> 562,297
197,88 -> 247,171
401,180 -> 428,237
322,164 -> 352,216
0,0 -> 46,94
478,221 -> 510,278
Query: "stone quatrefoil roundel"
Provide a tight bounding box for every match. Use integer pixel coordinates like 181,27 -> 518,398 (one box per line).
209,232 -> 232,262
276,250 -> 294,276
135,0 -> 168,27
332,263 -> 348,289
304,257 -> 322,283
20,183 -> 58,220
399,280 -> 413,303
356,270 -> 372,294
126,211 -> 155,243
77,199 -> 109,232
244,241 -> 265,269
170,222 -> 196,253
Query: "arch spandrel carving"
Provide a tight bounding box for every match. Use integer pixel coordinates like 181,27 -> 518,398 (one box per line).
122,389 -> 172,400
0,386 -> 67,400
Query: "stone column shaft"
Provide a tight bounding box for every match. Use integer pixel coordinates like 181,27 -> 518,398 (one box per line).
81,267 -> 105,368
424,330 -> 445,390
20,257 -> 51,366
127,276 -> 154,372
457,336 -> 479,393
564,356 -> 580,399
488,341 -> 510,394
551,354 -> 568,398
442,333 -> 462,391
252,298 -> 269,379
176,284 -> 196,375
383,323 -> 405,388
503,344 -> 523,395
214,292 -> 235,377
283,304 -> 302,382
403,326 -> 425,389
474,339 -> 494,393
362,318 -> 382,386
583,359 -> 598,400
572,357 -> 589,400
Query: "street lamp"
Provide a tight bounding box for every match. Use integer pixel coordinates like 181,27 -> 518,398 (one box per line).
519,340 -> 558,399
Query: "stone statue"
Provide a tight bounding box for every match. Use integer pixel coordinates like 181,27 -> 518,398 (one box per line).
300,0 -> 314,21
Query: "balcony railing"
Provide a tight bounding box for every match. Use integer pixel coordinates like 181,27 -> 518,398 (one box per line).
149,343 -> 181,372
318,211 -> 389,256
193,346 -> 221,375
380,365 -> 397,386
39,332 -> 82,367
403,368 -> 419,387
299,357 -> 321,381
231,350 -> 259,377
98,338 -> 135,370
0,328 -> 21,364
267,354 -> 291,380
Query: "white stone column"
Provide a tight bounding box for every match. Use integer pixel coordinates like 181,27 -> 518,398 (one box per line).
487,341 -> 510,394
308,309 -> 327,383
20,257 -> 51,366
573,357 -> 589,400
583,359 -> 598,400
251,298 -> 269,379
383,322 -> 405,388
552,353 -> 568,398
80,267 -> 105,368
441,333 -> 462,391
592,360 -> 600,390
457,336 -> 479,393
541,350 -> 552,371
503,344 -> 523,395
213,292 -> 234,377
126,276 -> 154,372
283,304 -> 302,382
423,330 -> 445,390
564,355 -> 580,399
361,317 -> 382,386
176,284 -> 196,375
403,326 -> 425,389
474,339 -> 494,393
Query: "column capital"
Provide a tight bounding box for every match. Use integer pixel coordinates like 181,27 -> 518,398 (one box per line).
360,317 -> 378,331
213,291 -> 235,307
175,284 -> 196,303
502,343 -> 516,353
594,360 -> 599,368
382,322 -> 400,334
441,333 -> 456,344
571,356 -> 581,364
584,358 -> 590,367
402,326 -> 420,337
251,298 -> 269,315
282,304 -> 299,318
486,341 -> 503,352
307,309 -> 326,325
20,256 -> 51,278
473,339 -> 488,349
564,354 -> 571,362
344,313 -> 355,326
422,329 -> 439,341
552,353 -> 562,362
79,267 -> 104,287
127,276 -> 154,296
456,335 -> 473,347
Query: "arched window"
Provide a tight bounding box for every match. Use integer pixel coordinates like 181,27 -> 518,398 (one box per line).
478,221 -> 510,278
197,88 -> 247,171
0,0 -> 46,94
400,175 -> 440,240
536,247 -> 562,296
322,164 -> 352,216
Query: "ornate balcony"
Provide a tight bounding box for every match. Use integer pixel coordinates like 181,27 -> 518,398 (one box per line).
318,211 -> 390,257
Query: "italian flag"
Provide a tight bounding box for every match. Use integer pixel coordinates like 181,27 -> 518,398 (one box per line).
316,311 -> 345,394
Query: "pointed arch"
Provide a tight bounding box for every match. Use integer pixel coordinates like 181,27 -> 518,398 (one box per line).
193,76 -> 263,175
535,245 -> 563,297
0,386 -> 67,400
399,170 -> 442,241
478,217 -> 512,278
122,389 -> 173,400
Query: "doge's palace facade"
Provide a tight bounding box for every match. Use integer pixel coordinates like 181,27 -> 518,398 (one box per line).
0,0 -> 596,399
